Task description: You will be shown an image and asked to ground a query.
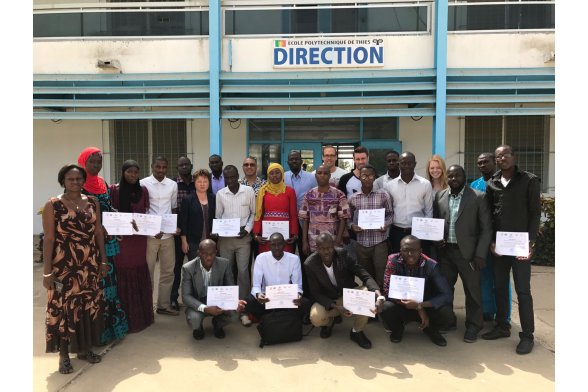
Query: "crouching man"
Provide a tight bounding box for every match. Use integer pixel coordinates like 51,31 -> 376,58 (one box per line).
304,232 -> 384,349
182,239 -> 246,340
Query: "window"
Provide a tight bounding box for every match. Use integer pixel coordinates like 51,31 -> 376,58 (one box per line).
225,5 -> 428,36
464,115 -> 549,190
110,119 -> 187,180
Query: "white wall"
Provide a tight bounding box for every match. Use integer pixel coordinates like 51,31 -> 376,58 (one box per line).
447,33 -> 555,68
33,40 -> 209,74
33,119 -> 105,233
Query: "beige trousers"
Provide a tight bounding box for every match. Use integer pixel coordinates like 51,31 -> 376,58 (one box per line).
146,236 -> 176,310
309,286 -> 370,332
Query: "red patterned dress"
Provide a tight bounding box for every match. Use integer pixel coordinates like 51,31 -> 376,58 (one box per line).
253,186 -> 299,253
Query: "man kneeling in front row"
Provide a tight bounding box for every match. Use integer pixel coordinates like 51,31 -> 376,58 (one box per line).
380,235 -> 453,347
182,239 -> 246,340
304,232 -> 384,349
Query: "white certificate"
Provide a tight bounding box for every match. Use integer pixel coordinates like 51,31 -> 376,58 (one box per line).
388,275 -> 425,302
411,217 -> 445,241
262,220 -> 289,239
357,208 -> 385,230
133,213 -> 163,237
343,288 -> 376,318
102,212 -> 134,235
495,231 -> 529,257
206,285 -> 239,310
265,284 -> 298,309
212,218 -> 241,237
160,213 -> 178,234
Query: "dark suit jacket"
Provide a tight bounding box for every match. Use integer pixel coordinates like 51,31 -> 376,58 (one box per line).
179,192 -> 215,245
433,185 -> 492,261
304,247 -> 379,311
181,256 -> 234,310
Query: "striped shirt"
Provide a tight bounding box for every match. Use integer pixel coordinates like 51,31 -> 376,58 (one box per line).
215,184 -> 256,234
447,187 -> 464,244
348,188 -> 394,247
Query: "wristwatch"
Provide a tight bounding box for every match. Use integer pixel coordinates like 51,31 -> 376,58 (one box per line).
416,302 -> 423,311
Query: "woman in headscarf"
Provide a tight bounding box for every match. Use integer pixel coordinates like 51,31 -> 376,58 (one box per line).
78,147 -> 129,343
252,163 -> 298,254
109,160 -> 154,333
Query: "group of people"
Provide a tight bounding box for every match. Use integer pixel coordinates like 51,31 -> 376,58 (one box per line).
42,143 -> 541,374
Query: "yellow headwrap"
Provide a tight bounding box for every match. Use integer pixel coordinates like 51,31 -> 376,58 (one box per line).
255,163 -> 286,221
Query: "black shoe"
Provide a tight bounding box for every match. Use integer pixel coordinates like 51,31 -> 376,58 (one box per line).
482,325 -> 511,340
334,316 -> 343,324
213,326 -> 226,339
483,313 -> 495,322
320,321 -> 335,339
170,300 -> 180,311
424,328 -> 447,347
192,327 -> 204,340
350,330 -> 372,349
516,332 -> 534,355
439,321 -> 457,334
389,325 -> 404,343
463,327 -> 479,343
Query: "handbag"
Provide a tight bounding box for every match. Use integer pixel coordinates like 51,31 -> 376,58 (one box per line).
256,309 -> 303,348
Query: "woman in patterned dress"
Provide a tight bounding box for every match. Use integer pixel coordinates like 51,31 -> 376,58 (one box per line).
42,164 -> 108,374
109,160 -> 154,333
252,163 -> 299,254
77,147 -> 129,344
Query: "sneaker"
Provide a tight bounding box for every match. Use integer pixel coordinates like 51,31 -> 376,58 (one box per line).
192,327 -> 204,340
516,332 -> 534,355
463,327 -> 479,343
482,325 -> 511,340
350,330 -> 372,349
389,325 -> 404,343
156,307 -> 180,316
424,328 -> 447,347
240,314 -> 252,327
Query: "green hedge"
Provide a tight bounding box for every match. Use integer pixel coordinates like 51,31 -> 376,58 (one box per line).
534,196 -> 555,266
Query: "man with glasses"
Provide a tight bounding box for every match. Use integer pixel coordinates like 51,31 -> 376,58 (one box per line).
380,235 -> 453,347
313,145 -> 348,187
481,145 -> 541,355
239,156 -> 265,197
347,164 -> 393,289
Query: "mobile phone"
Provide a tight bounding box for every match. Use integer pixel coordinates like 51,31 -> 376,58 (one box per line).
54,280 -> 64,293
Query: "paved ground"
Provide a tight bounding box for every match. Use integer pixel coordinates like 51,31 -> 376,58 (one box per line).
32,237 -> 554,392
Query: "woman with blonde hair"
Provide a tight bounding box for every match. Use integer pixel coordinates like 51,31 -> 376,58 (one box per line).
426,155 -> 448,192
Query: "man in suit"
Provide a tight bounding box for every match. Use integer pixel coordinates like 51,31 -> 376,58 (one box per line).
182,239 -> 247,341
433,164 -> 492,343
304,233 -> 383,349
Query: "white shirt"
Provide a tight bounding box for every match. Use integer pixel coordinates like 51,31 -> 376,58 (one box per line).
251,251 -> 303,296
323,264 -> 337,287
385,174 -> 434,228
215,184 -> 256,234
140,175 -> 178,239
373,172 -> 398,191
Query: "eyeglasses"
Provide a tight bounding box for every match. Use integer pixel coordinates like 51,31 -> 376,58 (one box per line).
243,163 -> 256,167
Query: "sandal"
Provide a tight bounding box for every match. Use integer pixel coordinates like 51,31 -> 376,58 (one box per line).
77,351 -> 101,364
58,357 -> 74,374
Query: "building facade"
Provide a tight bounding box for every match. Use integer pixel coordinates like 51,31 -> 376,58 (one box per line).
33,0 -> 555,233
